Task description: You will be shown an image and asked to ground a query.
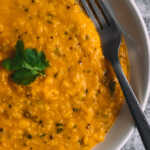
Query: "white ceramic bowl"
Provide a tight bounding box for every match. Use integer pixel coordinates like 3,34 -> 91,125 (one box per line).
93,0 -> 150,150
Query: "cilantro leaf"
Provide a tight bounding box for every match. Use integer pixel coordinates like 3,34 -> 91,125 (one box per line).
2,40 -> 25,71
23,48 -> 49,73
15,40 -> 24,58
12,69 -> 38,85
2,58 -> 13,71
2,40 -> 49,85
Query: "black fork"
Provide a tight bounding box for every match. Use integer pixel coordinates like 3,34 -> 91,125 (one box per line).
80,0 -> 150,149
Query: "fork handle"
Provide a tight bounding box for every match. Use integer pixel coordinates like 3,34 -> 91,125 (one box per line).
112,61 -> 150,150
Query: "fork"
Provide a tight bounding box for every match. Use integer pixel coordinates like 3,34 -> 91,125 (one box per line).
80,0 -> 150,149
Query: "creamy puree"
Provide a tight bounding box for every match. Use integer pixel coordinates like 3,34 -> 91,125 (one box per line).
0,0 -> 129,150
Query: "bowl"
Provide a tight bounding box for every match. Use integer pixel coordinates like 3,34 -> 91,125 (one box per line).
93,0 -> 150,150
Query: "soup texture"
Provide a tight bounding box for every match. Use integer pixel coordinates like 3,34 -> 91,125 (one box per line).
0,0 -> 129,150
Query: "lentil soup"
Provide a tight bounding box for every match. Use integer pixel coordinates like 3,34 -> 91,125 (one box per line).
0,0 -> 129,150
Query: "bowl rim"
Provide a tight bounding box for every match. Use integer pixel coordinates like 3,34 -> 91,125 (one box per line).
116,0 -> 150,149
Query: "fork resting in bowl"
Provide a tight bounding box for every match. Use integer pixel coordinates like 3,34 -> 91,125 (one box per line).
80,0 -> 150,149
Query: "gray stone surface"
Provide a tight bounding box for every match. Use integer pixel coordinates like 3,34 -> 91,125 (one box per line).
122,0 -> 150,150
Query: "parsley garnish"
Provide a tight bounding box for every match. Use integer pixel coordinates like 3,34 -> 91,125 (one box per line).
2,40 -> 49,85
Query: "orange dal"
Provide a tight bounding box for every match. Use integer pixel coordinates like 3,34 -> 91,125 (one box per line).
0,0 -> 129,150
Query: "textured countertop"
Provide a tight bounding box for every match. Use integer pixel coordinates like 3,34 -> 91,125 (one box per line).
122,1 -> 150,150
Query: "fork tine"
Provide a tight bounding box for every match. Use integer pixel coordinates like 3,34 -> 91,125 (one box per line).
80,0 -> 99,28
96,0 -> 115,25
88,0 -> 107,28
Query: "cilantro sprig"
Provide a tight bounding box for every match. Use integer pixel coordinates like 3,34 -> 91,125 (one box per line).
2,40 -> 49,85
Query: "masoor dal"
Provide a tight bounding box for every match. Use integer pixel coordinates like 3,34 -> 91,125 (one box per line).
0,0 -> 129,150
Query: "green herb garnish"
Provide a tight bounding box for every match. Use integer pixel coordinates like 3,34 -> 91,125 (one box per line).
27,134 -> 32,139
78,137 -> 84,145
39,133 -> 46,138
72,108 -> 80,112
56,123 -> 64,127
56,128 -> 64,134
2,40 -> 49,85
109,80 -> 116,95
